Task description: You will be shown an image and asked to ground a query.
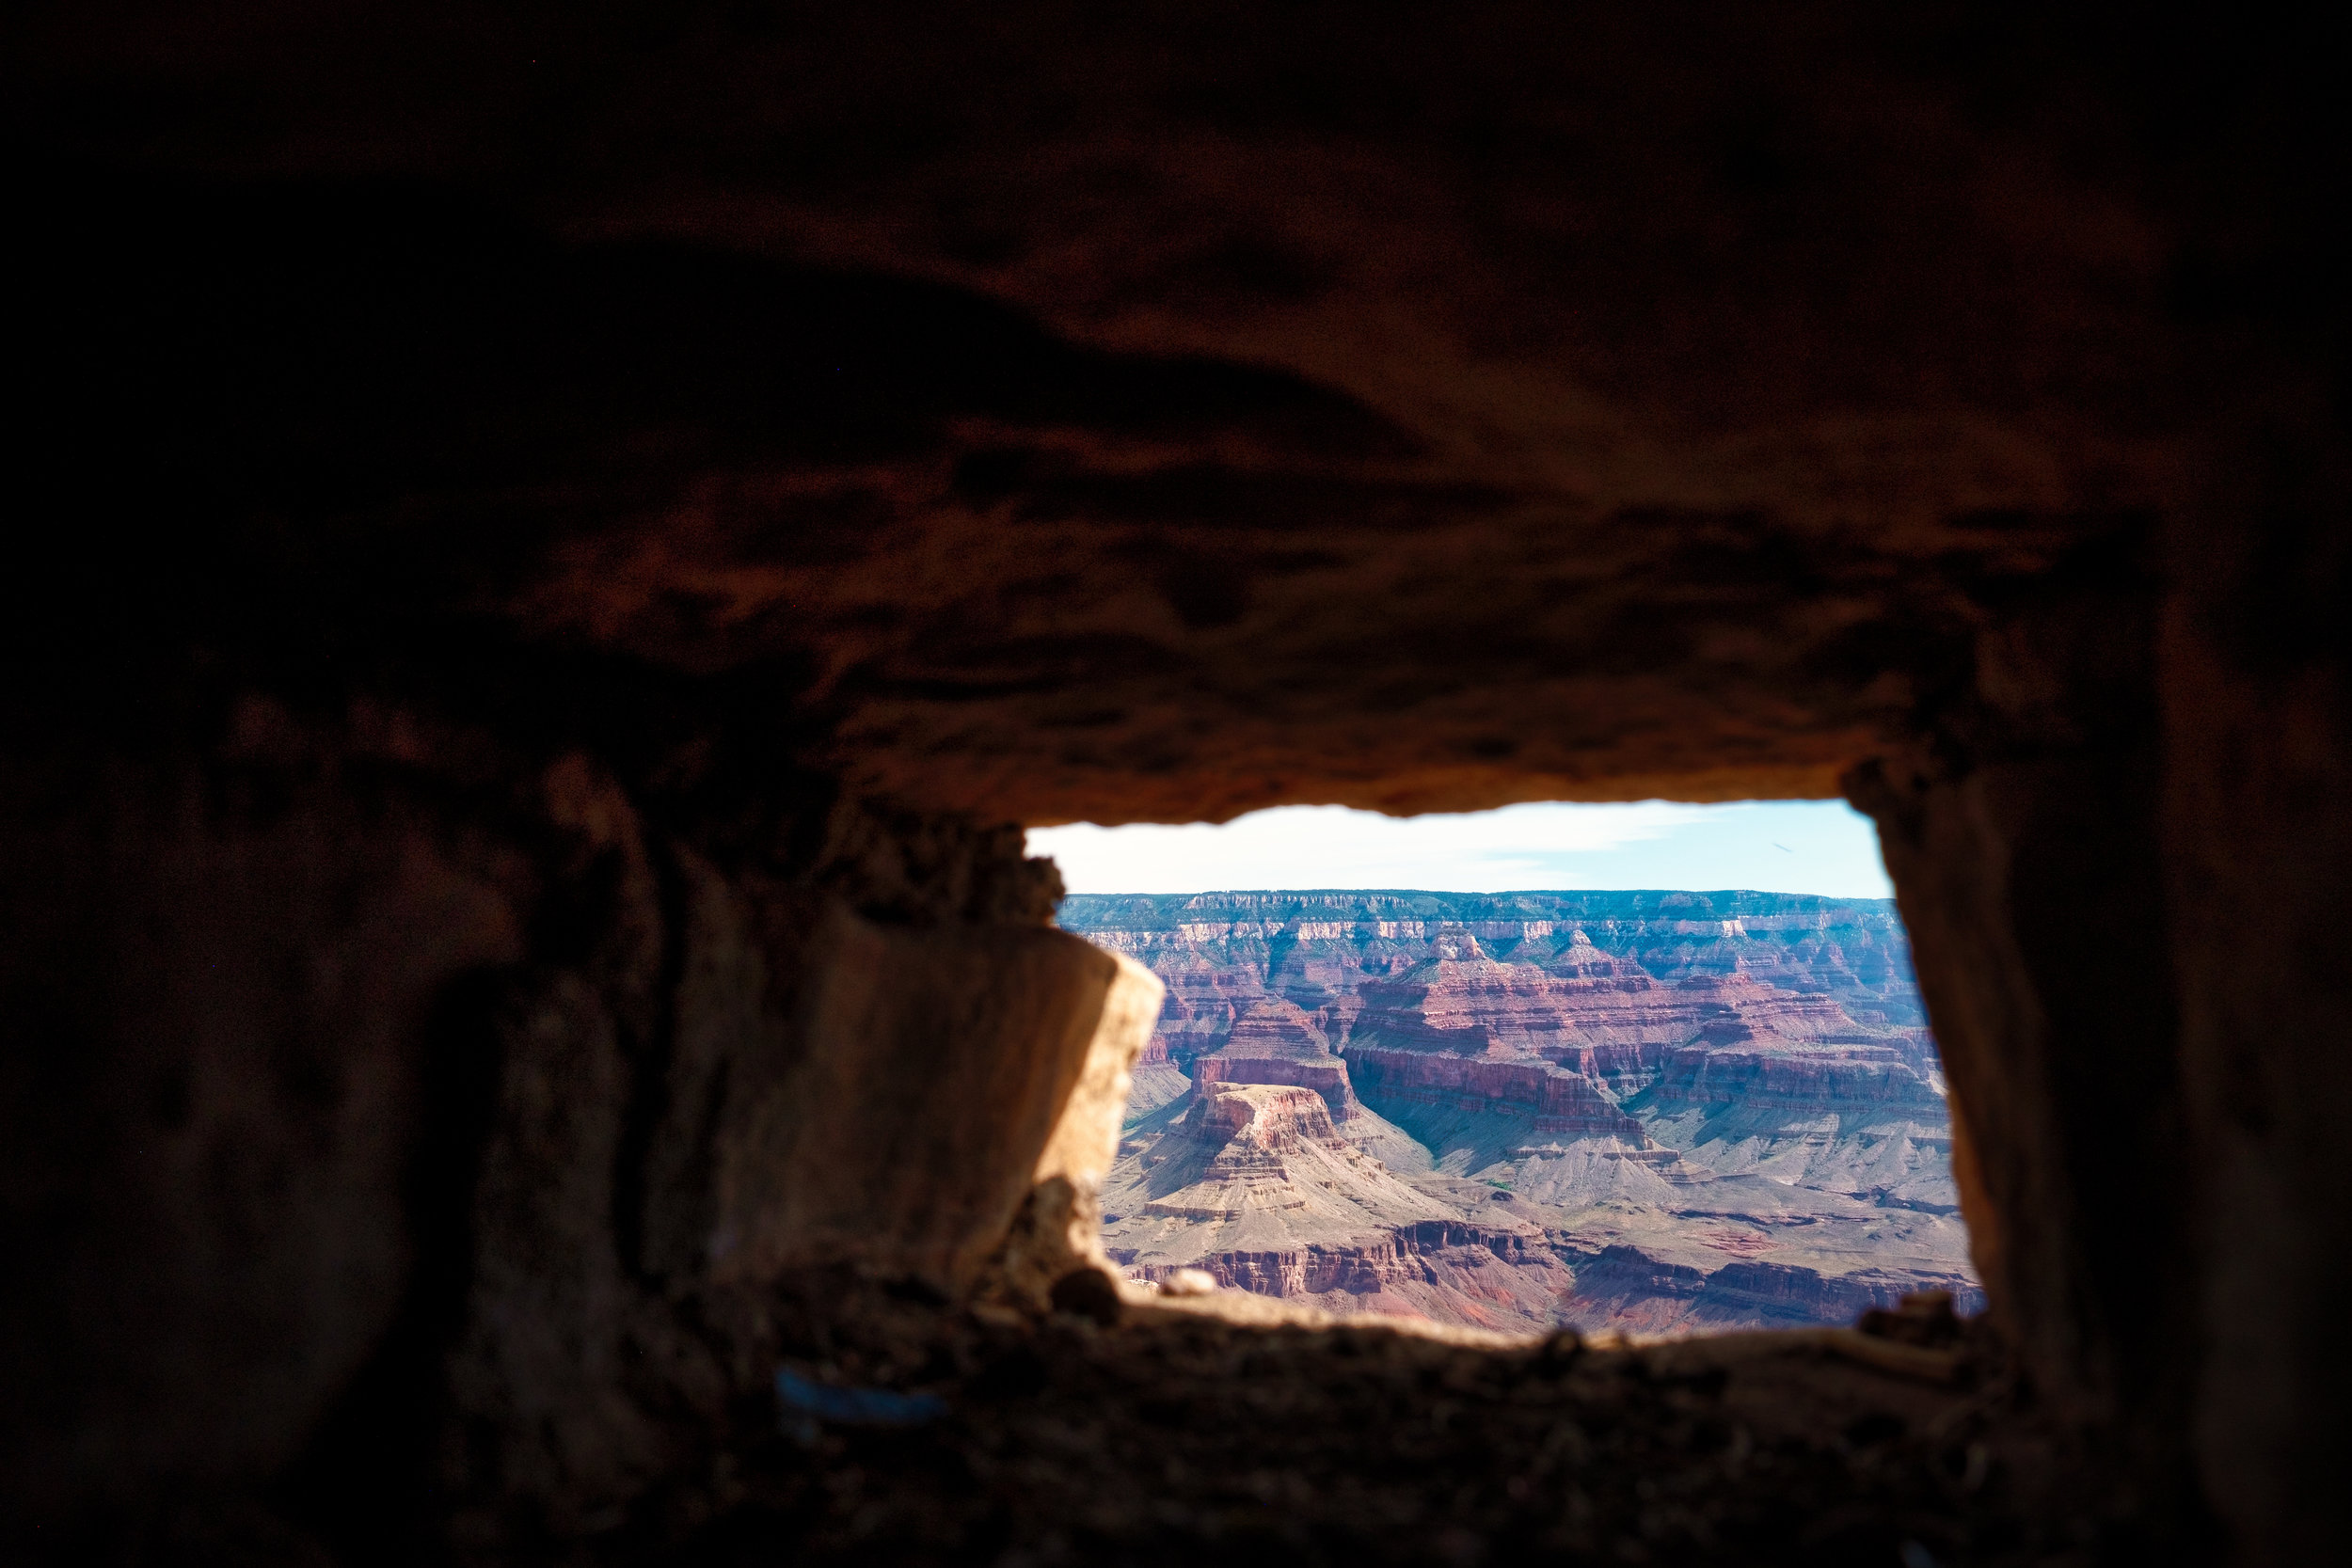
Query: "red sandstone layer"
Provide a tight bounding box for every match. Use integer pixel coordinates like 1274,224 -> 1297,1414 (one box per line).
1343,1046 -> 1647,1140
1190,997 -> 1363,1120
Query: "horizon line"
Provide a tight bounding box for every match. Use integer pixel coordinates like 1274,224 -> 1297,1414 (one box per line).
1055,886 -> 1899,900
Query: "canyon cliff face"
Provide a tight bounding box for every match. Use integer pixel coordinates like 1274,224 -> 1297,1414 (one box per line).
1190,998 -> 1364,1122
1062,891 -> 1979,1335
1103,1083 -> 1583,1332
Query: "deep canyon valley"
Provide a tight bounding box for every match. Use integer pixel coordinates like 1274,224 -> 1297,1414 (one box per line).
1057,891 -> 1979,1335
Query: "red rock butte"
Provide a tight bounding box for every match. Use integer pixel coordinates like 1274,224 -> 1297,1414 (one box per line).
1190,997 -> 1363,1121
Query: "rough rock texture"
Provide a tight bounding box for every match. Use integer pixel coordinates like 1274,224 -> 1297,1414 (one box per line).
0,713 -> 1159,1555
5,5 -> 2348,1560
604,1277 -> 2110,1568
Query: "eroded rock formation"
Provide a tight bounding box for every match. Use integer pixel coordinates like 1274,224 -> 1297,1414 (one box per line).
1188,997 -> 1363,1120
1068,895 -> 1977,1336
1104,1083 -> 1581,1331
0,732 -> 1161,1552
1070,891 -> 1929,1053
5,6 -> 2347,1560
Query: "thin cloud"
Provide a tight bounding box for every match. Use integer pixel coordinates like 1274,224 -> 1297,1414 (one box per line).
1027,800 -> 1894,898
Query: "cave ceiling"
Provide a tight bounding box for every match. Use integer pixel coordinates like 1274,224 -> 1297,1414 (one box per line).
10,4 -> 2313,823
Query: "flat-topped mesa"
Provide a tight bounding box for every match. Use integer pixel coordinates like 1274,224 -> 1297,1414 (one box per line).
1119,1084 -> 1454,1235
1347,928 -> 1615,1057
1152,1085 -> 1348,1196
1183,1082 -> 1343,1156
1192,998 -> 1363,1120
1343,929 -> 1850,1141
1108,1082 -> 1581,1330
1345,927 -> 1788,1064
1345,926 -> 1911,1065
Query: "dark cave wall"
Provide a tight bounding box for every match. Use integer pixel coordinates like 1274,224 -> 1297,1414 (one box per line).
1849,554 -> 2193,1487
0,708 -> 528,1505
2158,421 -> 2352,1564
0,695 -> 1148,1552
3,5 -> 2349,1560
1849,437 -> 2352,1559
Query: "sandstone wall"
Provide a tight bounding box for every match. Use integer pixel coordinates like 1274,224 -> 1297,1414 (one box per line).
1636,1044 -> 1947,1114
1064,891 -> 1931,1052
1344,1049 -> 1648,1141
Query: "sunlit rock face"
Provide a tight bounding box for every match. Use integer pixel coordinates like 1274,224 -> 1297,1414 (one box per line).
1066,891 -> 1979,1333
1065,891 -> 1927,1055
1102,1083 -> 1582,1332
1190,997 -> 1362,1121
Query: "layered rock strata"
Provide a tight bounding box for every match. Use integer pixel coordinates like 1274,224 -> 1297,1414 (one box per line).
1103,1084 -> 1579,1332
1068,891 -> 1975,1334
1188,998 -> 1362,1121
1064,891 -> 1932,1064
1343,1049 -> 1646,1140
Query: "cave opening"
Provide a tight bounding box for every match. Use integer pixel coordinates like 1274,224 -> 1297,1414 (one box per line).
1031,800 -> 1979,1342
8,7 -> 2346,1560
708,795 -> 2017,1564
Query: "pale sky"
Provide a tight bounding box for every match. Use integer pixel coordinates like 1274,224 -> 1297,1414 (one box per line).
1026,799 -> 1896,898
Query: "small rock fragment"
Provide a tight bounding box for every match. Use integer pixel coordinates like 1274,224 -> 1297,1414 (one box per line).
1049,1265 -> 1125,1324
1160,1267 -> 1220,1297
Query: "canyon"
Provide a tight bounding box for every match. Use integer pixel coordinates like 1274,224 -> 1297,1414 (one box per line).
1062,890 -> 1978,1335
20,7 -> 2350,1552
